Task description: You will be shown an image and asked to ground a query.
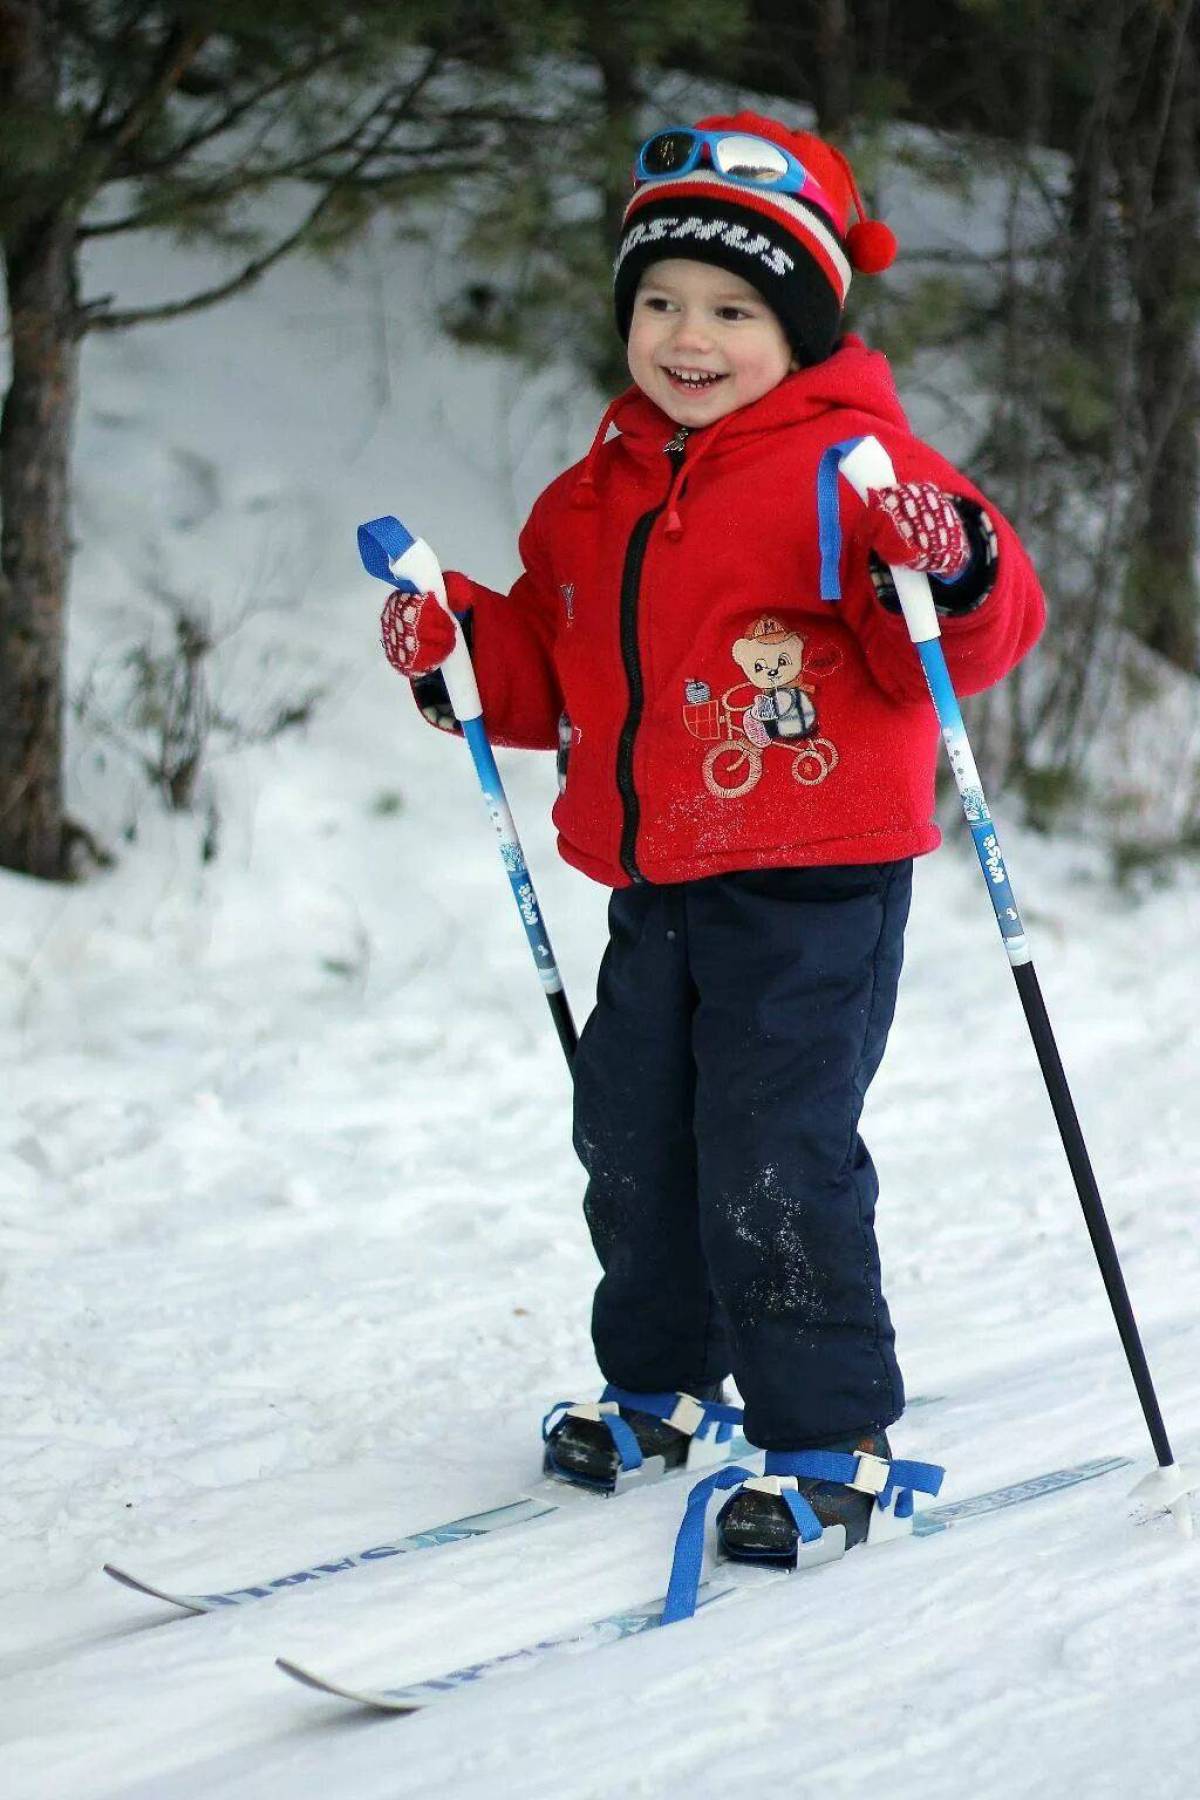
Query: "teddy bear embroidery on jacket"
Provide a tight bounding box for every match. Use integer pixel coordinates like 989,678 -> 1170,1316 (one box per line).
681,616 -> 842,800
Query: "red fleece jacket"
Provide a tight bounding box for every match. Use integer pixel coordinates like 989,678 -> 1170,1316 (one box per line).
438,339 -> 1045,888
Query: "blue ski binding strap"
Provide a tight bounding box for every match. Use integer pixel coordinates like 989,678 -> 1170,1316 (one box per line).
662,1447 -> 945,1625
596,1385 -> 743,1446
542,1386 -> 745,1488
542,1400 -> 644,1477
663,1465 -> 759,1624
764,1447 -> 945,1520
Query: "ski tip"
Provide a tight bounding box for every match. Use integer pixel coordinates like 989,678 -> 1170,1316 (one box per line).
101,1563 -> 209,1614
276,1656 -> 335,1694
275,1657 -> 422,1715
102,1562 -> 142,1592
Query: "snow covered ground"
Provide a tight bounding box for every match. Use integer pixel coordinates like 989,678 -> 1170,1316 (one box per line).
2,203 -> 1199,1800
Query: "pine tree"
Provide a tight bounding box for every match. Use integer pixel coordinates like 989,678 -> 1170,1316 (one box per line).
438,0 -> 748,393
0,0 -> 547,879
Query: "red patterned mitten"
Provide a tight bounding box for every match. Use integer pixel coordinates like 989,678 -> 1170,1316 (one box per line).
859,482 -> 971,581
380,584 -> 460,677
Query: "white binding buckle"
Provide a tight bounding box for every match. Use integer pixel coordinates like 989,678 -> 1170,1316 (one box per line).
850,1452 -> 891,1496
667,1393 -> 705,1438
743,1474 -> 798,1497
566,1401 -> 613,1424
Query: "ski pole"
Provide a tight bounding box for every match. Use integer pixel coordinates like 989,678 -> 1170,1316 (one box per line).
837,435 -> 1195,1534
358,516 -> 577,1069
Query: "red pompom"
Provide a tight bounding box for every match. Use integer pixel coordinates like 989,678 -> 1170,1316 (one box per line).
847,219 -> 897,274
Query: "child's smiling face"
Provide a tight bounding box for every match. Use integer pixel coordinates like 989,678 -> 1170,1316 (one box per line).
627,258 -> 794,427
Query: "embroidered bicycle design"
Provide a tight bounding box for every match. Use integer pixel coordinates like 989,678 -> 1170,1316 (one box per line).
682,617 -> 842,800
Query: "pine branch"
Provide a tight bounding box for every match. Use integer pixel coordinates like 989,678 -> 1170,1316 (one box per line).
68,17 -> 211,209
80,67 -> 434,332
303,155 -> 485,190
78,3 -> 160,140
107,20 -> 211,153
41,16 -> 212,225
80,121 -> 385,237
79,44 -> 457,238
105,43 -> 350,184
80,204 -> 328,330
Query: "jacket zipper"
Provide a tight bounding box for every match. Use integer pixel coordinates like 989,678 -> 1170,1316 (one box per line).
615,427 -> 688,882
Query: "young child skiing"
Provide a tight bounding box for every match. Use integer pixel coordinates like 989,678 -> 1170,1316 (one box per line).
381,114 -> 1045,1565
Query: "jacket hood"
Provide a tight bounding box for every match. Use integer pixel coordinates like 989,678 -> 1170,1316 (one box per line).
569,336 -> 911,537
607,336 -> 910,454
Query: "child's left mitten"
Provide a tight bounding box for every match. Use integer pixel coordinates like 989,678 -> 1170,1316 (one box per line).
858,481 -> 971,580
380,571 -> 474,677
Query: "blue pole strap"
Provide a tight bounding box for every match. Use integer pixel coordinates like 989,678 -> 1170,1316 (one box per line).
358,516 -> 417,586
817,435 -> 867,601
359,514 -> 471,612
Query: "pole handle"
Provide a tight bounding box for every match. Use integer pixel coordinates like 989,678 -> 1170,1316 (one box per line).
358,515 -> 482,720
835,439 -> 942,645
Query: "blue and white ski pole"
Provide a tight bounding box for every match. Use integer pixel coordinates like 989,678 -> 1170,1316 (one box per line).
837,436 -> 1196,1534
359,516 -> 577,1068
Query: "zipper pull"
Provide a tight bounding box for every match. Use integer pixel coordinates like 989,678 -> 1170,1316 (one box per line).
663,426 -> 689,457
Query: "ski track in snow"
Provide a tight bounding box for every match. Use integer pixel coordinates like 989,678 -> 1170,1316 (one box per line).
2,218 -> 1199,1800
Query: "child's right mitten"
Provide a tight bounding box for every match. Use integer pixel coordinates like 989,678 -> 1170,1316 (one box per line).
380,571 -> 473,677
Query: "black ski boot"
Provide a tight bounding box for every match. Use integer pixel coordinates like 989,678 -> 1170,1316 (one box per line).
544,1386 -> 733,1492
717,1430 -> 892,1564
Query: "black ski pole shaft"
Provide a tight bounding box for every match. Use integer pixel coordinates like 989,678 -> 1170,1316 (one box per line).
1011,961 -> 1172,1466
547,988 -> 578,1068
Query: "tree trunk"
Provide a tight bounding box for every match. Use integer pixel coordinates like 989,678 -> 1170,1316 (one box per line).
586,14 -> 642,254
1124,4 -> 1200,672
815,0 -> 853,136
0,0 -> 78,879
0,215 -> 80,880
982,0 -> 1051,795
1061,0 -> 1125,363
584,7 -> 644,393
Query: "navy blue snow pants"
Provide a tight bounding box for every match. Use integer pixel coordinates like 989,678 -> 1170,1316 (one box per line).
572,861 -> 912,1451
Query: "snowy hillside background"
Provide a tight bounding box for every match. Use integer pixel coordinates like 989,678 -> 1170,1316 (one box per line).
3,167 -> 1200,1799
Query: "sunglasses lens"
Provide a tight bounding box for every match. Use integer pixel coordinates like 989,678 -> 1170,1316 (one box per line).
641,130 -> 695,176
713,135 -> 791,183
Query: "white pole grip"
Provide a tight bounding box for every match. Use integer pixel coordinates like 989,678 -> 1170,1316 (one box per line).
836,437 -> 942,646
388,537 -> 483,723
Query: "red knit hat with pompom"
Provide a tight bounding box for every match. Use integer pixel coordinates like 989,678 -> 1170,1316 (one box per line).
614,112 -> 895,366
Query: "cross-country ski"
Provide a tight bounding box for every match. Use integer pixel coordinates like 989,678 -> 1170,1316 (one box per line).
102,1393 -> 947,1615
276,1458 -> 1132,1714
